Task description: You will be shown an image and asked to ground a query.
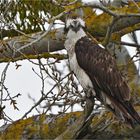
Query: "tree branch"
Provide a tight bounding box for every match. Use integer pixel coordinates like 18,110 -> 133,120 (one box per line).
1,4 -> 140,62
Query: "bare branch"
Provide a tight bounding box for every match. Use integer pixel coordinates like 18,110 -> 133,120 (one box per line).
21,72 -> 72,119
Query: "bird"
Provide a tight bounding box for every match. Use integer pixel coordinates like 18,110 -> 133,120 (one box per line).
64,16 -> 140,126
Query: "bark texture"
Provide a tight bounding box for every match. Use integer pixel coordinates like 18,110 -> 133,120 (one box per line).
1,111 -> 140,140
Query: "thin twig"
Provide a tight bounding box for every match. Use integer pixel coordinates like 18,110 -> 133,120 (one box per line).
16,23 -> 54,52
0,62 -> 10,105
103,16 -> 118,47
114,41 -> 140,48
130,0 -> 140,12
21,72 -> 72,119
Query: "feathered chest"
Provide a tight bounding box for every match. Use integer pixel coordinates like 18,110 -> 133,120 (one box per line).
64,39 -> 75,58
66,45 -> 93,90
70,52 -> 93,89
64,31 -> 93,89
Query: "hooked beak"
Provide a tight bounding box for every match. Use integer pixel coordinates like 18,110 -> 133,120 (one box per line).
71,21 -> 80,33
72,27 -> 80,33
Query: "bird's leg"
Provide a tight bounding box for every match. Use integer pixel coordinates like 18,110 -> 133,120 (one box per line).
74,89 -> 95,139
84,89 -> 95,120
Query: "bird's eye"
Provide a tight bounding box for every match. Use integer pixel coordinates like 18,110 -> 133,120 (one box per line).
70,24 -> 75,28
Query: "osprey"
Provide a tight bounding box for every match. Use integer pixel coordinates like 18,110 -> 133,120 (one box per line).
64,17 -> 140,125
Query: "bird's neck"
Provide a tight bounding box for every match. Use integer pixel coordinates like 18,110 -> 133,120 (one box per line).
64,28 -> 87,53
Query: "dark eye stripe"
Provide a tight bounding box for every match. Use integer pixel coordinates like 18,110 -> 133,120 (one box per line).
70,24 -> 75,28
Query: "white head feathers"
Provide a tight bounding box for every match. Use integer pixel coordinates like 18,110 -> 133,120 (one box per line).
64,18 -> 87,52
66,18 -> 85,29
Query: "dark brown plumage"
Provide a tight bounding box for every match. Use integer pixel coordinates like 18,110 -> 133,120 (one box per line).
75,36 -> 140,125
64,17 -> 140,126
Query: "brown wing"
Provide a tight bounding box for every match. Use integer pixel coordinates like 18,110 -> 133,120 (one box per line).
75,36 -> 130,102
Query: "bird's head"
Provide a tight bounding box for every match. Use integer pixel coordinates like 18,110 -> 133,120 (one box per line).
65,17 -> 86,33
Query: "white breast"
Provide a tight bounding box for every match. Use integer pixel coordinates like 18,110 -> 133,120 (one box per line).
64,28 -> 95,96
69,53 -> 93,90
